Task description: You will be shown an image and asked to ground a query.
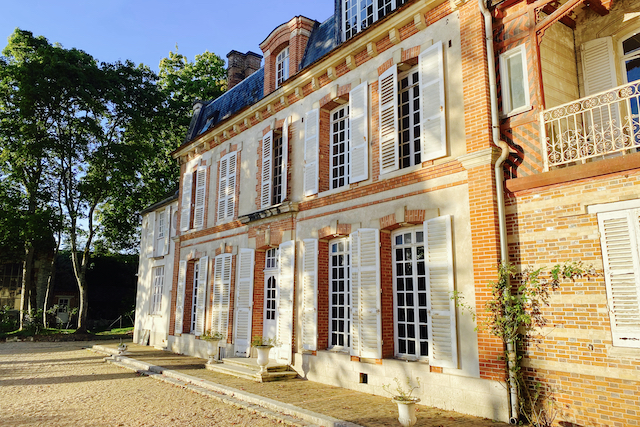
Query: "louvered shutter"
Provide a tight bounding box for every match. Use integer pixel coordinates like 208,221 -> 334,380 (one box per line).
379,65 -> 399,174
174,260 -> 187,335
277,240 -> 295,363
424,215 -> 458,368
302,239 -> 318,351
163,206 -> 171,256
304,109 -> 319,196
261,131 -> 273,209
146,212 -> 155,258
281,117 -> 289,203
194,256 -> 209,336
193,167 -> 207,229
226,153 -> 237,220
419,41 -> 447,161
598,209 -> 640,348
211,254 -> 232,341
180,172 -> 192,231
234,249 -> 255,357
581,37 -> 620,132
217,156 -> 228,222
350,229 -> 381,358
350,82 -> 369,183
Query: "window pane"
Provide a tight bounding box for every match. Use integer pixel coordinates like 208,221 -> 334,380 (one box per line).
507,53 -> 526,110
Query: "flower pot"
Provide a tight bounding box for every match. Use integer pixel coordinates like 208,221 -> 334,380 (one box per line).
205,340 -> 220,364
393,398 -> 420,427
255,345 -> 273,373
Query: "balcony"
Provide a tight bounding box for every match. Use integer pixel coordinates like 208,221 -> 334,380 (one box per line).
541,80 -> 640,171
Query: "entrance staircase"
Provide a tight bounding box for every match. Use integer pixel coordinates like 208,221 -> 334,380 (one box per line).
206,357 -> 299,382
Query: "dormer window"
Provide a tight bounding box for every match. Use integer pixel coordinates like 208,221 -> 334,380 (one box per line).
343,0 -> 408,41
276,47 -> 289,88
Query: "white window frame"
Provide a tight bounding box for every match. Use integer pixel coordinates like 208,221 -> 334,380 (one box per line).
276,46 -> 289,89
342,0 -> 407,41
499,44 -> 531,117
397,68 -> 422,169
151,266 -> 164,315
330,105 -> 350,189
329,237 -> 351,351
190,262 -> 200,333
264,248 -> 279,324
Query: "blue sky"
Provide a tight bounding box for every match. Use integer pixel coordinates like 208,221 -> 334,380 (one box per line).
1,1 -> 335,71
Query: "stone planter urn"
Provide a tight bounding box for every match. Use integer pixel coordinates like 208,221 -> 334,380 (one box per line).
255,345 -> 273,373
393,397 -> 420,427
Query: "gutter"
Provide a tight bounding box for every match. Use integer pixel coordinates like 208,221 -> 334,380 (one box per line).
477,0 -> 517,423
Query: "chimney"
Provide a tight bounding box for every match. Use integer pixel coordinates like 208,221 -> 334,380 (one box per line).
227,50 -> 263,90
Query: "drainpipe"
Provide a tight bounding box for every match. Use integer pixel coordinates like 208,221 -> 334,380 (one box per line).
477,0 -> 518,423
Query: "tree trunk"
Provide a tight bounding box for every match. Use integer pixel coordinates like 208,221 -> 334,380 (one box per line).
19,243 -> 35,330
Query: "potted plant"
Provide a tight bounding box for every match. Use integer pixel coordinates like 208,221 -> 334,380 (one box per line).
251,336 -> 278,373
201,330 -> 225,364
383,377 -> 421,427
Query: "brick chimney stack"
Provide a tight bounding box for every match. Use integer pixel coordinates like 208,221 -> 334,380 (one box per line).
227,50 -> 263,90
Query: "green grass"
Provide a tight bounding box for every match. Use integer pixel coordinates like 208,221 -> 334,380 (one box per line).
1,326 -> 134,341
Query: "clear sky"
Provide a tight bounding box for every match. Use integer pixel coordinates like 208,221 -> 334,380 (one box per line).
0,0 -> 335,71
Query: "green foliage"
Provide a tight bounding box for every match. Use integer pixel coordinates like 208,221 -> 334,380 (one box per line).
251,336 -> 279,347
201,330 -> 225,341
382,377 -> 421,402
0,305 -> 17,332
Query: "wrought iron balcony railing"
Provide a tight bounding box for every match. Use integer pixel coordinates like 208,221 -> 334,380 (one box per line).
541,80 -> 640,171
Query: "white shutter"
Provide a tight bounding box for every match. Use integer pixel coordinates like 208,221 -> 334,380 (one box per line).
261,131 -> 273,209
234,249 -> 255,357
277,240 -> 295,363
424,215 -> 458,368
598,209 -> 640,348
379,65 -> 399,174
163,206 -> 171,256
302,239 -> 318,351
281,117 -> 289,203
350,229 -> 381,358
419,41 -> 447,161
211,254 -> 233,341
303,109 -> 319,196
180,171 -> 192,231
226,153 -> 237,220
582,37 -> 617,96
194,256 -> 209,336
174,260 -> 187,335
193,167 -> 207,229
146,212 -> 155,259
217,157 -> 228,222
349,82 -> 369,183
581,37 -> 620,133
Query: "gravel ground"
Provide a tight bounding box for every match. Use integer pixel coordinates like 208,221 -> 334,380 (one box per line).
0,341 -> 282,427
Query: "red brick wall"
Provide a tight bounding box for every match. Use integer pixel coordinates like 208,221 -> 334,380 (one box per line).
181,261 -> 195,334
252,251 -> 265,340
380,231 -> 394,358
317,240 -> 329,350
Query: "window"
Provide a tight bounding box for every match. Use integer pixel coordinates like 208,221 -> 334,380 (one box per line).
211,254 -> 232,338
330,238 -> 351,350
597,208 -> 640,348
264,247 -> 278,321
393,228 -> 427,358
499,45 -> 530,116
151,266 -> 164,315
217,152 -> 237,222
331,105 -> 350,189
157,212 -> 165,239
260,123 -> 289,209
343,0 -> 408,41
398,69 -> 421,169
180,165 -> 207,231
147,207 -> 171,258
276,47 -> 289,88
379,42 -> 446,175
190,262 -> 200,333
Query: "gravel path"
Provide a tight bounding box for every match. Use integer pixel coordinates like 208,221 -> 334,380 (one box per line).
0,341 -> 282,427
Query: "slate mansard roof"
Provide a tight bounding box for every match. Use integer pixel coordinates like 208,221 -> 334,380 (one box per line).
183,8 -> 341,144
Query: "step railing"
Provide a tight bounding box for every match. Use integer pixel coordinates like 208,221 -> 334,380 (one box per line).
541,80 -> 640,171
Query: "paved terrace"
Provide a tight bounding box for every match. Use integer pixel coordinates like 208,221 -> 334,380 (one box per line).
92,342 -> 509,427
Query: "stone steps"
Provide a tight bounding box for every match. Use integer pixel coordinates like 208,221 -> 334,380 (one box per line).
206,357 -> 299,382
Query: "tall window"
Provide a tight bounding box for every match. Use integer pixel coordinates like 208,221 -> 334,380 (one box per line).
499,45 -> 530,116
393,228 -> 428,359
190,262 -> 200,333
265,248 -> 278,321
151,266 -> 164,315
276,47 -> 289,88
272,133 -> 284,204
329,238 -> 350,350
331,105 -> 350,189
343,0 -> 407,41
398,69 -> 421,169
